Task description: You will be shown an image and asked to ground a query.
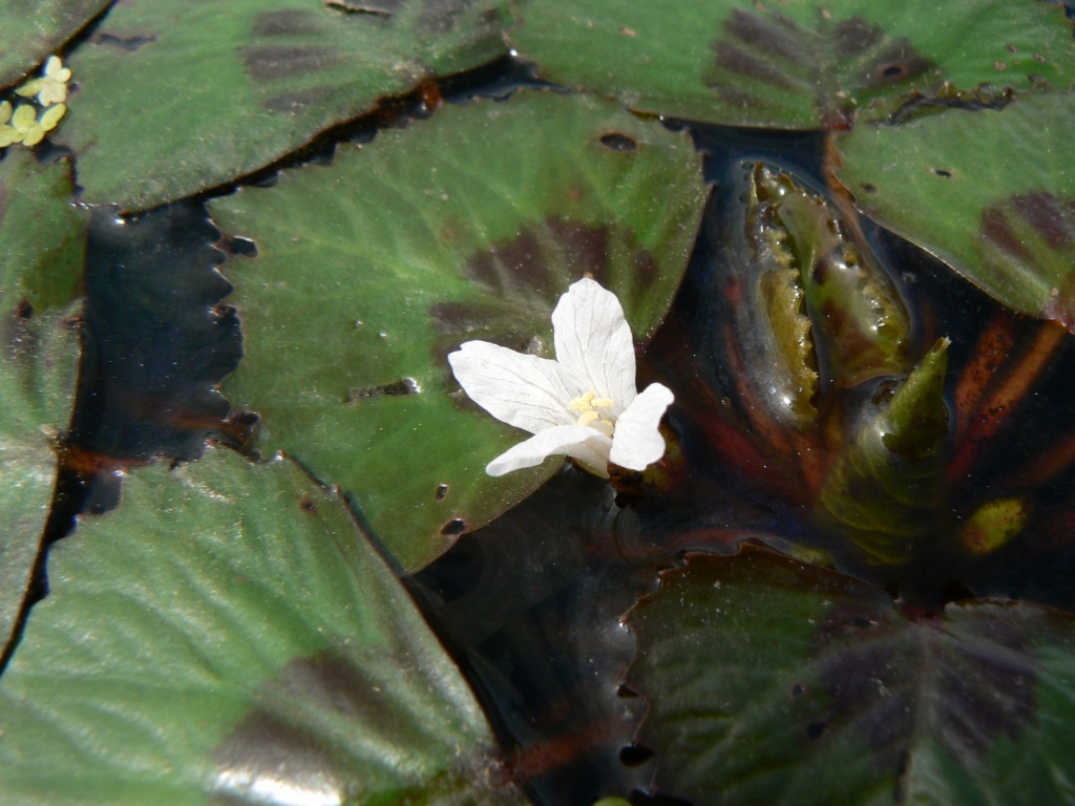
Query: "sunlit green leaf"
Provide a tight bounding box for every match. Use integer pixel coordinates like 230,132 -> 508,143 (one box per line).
0,1 -> 108,90
61,0 -> 512,211
510,0 -> 1075,128
0,149 -> 83,659
0,449 -> 522,804
835,90 -> 1075,329
210,90 -> 706,572
627,546 -> 1075,805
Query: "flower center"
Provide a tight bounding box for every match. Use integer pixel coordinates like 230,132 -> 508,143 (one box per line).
568,391 -> 617,435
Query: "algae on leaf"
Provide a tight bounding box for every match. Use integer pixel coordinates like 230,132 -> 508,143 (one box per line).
211,89 -> 706,573
61,0 -> 513,211
0,149 -> 84,661
510,0 -> 1075,128
0,449 -> 523,805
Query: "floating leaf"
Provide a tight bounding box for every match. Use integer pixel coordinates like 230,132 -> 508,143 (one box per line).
816,338 -> 950,564
0,1 -> 109,90
0,149 -> 83,659
510,0 -> 1075,128
835,91 -> 1075,329
61,0 -> 512,210
0,449 -> 522,804
210,90 -> 706,572
627,546 -> 1075,805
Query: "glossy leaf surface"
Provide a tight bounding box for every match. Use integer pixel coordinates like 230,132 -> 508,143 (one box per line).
510,0 -> 1075,128
835,91 -> 1075,329
211,90 -> 706,572
61,0 -> 512,210
0,0 -> 108,89
628,547 -> 1075,804
0,150 -> 83,659
0,449 -> 521,804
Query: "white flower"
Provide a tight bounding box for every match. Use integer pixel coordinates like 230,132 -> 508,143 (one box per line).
448,277 -> 674,478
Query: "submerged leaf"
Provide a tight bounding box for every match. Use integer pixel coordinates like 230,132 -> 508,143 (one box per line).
756,165 -> 913,389
211,90 -> 706,572
816,338 -> 950,564
627,546 -> 1075,805
0,449 -> 522,804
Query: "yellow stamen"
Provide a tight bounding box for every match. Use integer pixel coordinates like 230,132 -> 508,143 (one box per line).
569,390 -> 618,430
568,391 -> 595,412
578,410 -> 600,427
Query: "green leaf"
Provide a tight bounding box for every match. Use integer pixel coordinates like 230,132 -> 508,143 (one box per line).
60,0 -> 512,211
0,1 -> 108,90
627,546 -> 1075,805
210,90 -> 706,573
0,149 -> 83,659
835,90 -> 1075,329
0,449 -> 522,804
815,338 -> 950,564
510,0 -> 1075,128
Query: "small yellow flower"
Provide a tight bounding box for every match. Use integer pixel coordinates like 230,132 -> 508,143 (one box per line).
16,55 -> 72,107
0,103 -> 66,148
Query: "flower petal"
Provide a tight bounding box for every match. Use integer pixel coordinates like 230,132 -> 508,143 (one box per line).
448,340 -> 581,434
609,382 -> 674,471
552,278 -> 637,408
486,424 -> 612,477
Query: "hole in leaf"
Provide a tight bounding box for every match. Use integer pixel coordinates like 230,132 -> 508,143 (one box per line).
440,518 -> 466,536
861,182 -> 878,194
435,484 -> 449,501
807,720 -> 828,740
617,684 -> 641,698
348,377 -> 421,403
880,64 -> 905,78
932,168 -> 953,178
220,236 -> 259,257
620,744 -> 655,767
599,132 -> 639,152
